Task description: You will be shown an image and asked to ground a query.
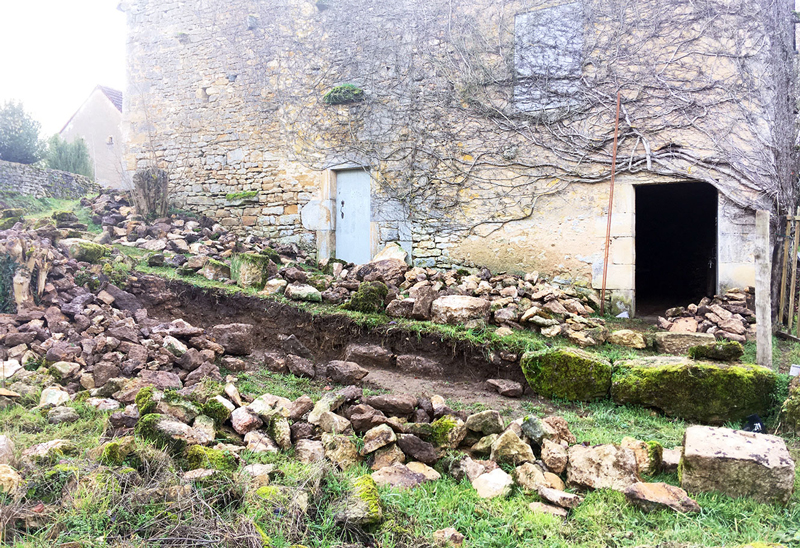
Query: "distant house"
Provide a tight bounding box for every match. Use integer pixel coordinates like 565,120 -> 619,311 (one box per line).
60,85 -> 124,188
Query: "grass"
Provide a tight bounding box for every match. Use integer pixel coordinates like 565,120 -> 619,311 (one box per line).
235,369 -> 328,402
2,373 -> 799,547
0,193 -> 102,234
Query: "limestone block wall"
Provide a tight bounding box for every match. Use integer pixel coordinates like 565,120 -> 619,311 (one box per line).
121,0 -> 787,312
0,160 -> 100,200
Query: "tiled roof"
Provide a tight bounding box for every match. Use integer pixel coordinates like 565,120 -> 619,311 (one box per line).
98,86 -> 123,112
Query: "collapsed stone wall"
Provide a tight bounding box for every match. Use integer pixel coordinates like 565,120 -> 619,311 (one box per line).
121,0 -> 791,291
0,160 -> 100,200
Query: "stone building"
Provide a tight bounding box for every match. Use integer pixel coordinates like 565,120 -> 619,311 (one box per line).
60,86 -> 125,188
120,0 -> 797,314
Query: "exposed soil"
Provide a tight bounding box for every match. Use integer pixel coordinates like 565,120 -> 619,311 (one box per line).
131,276 -> 531,401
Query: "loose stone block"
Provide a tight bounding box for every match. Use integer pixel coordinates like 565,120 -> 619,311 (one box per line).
611,357 -> 776,424
680,426 -> 795,505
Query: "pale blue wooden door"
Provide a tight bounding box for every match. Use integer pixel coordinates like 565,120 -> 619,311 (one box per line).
335,169 -> 371,264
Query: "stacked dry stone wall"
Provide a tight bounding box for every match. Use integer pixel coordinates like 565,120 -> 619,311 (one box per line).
0,160 -> 100,199
122,0 -> 789,291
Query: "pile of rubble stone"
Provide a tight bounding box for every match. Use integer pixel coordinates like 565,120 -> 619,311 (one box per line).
1,373 -> 795,534
658,288 -> 756,343
81,191 -> 611,347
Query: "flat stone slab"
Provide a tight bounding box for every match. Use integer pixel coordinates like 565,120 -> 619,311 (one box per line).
611,356 -> 775,424
654,332 -> 716,355
566,444 -> 639,491
623,482 -> 700,513
680,426 -> 795,505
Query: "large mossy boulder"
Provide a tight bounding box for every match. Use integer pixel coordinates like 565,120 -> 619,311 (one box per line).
59,238 -> 109,263
611,356 -> 776,424
520,347 -> 612,401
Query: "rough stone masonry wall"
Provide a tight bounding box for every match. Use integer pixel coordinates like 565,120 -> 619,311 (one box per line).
121,0 -> 791,305
0,160 -> 100,200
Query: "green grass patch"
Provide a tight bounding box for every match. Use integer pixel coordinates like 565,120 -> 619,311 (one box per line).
235,369 -> 328,402
14,195 -> 102,233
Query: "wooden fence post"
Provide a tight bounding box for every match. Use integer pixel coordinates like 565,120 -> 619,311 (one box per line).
755,210 -> 773,369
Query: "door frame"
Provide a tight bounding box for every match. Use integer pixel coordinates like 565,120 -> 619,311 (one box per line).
631,180 -> 720,315
324,166 -> 379,263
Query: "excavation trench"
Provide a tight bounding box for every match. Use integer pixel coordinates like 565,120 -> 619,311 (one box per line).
130,275 -> 529,396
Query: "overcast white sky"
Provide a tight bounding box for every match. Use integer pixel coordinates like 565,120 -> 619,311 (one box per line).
0,0 -> 126,135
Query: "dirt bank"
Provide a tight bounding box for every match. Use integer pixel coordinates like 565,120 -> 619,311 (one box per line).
130,275 -> 527,387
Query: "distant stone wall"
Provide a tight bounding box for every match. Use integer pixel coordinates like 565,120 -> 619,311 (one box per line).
0,160 -> 100,199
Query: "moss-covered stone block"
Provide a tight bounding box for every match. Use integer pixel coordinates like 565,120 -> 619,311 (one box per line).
307,273 -> 331,292
688,341 -> 744,362
231,252 -> 276,289
60,238 -> 109,263
1,208 -> 24,218
225,190 -> 259,202
203,398 -> 232,427
135,386 -> 158,415
98,436 -> 137,467
611,356 -> 776,424
0,216 -> 21,230
520,347 -> 612,401
199,258 -> 231,281
405,415 -> 467,449
335,475 -> 383,525
186,445 -> 238,471
134,413 -> 187,453
341,281 -> 388,314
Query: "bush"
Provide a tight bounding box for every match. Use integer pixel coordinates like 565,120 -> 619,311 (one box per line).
0,101 -> 44,164
45,135 -> 94,179
323,84 -> 365,105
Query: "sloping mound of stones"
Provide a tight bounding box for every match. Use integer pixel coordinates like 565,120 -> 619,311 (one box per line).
85,191 -> 615,347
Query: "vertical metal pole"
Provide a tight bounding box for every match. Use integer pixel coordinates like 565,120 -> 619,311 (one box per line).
755,210 -> 773,369
600,91 -> 622,315
778,214 -> 791,326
